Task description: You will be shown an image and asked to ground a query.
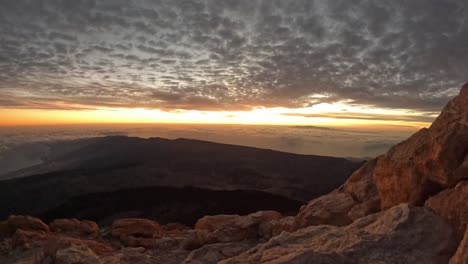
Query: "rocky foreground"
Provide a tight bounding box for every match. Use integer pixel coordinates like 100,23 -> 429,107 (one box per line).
1,83 -> 468,264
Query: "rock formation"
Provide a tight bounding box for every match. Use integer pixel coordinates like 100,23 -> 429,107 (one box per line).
222,204 -> 457,264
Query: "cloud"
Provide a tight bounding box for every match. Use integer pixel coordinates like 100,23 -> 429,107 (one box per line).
0,0 -> 467,117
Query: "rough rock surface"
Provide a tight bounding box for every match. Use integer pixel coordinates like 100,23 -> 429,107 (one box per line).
295,190 -> 357,227
259,216 -> 297,239
222,204 -> 458,264
425,181 -> 468,236
450,228 -> 468,264
374,84 -> 468,210
195,211 -> 282,243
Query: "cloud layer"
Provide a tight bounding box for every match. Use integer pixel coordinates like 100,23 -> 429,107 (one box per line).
0,0 -> 467,112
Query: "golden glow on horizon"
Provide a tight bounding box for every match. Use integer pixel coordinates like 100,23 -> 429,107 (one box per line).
0,102 -> 434,129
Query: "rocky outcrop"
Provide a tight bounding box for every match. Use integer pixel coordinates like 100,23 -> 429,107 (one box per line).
374,84 -> 468,210
450,228 -> 468,264
222,204 -> 458,264
425,181 -> 468,236
295,83 -> 468,230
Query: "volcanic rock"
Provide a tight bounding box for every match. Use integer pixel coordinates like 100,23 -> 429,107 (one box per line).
221,204 -> 458,264
425,181 -> 468,236
374,83 -> 468,210
195,211 -> 282,243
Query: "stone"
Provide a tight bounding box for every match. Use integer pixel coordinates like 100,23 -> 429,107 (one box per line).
374,84 -> 468,210
258,216 -> 296,239
221,204 -> 458,264
195,211 -> 282,244
295,190 -> 357,228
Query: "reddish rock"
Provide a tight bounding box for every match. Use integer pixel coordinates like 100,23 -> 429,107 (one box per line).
195,211 -> 282,244
0,215 -> 49,237
11,229 -> 48,248
374,83 -> 468,210
450,228 -> 468,264
112,218 -> 161,238
259,216 -> 297,239
222,204 -> 458,264
425,181 -> 468,236
50,218 -> 99,238
295,190 -> 357,228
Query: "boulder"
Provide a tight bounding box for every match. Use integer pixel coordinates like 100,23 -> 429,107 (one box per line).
221,204 -> 458,264
374,83 -> 468,210
195,211 -> 282,244
295,190 -> 357,228
111,218 -> 161,238
258,216 -> 297,239
50,219 -> 99,238
450,228 -> 468,264
0,215 -> 49,237
425,181 -> 468,236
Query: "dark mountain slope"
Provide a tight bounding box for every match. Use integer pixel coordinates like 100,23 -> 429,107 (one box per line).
0,137 -> 361,219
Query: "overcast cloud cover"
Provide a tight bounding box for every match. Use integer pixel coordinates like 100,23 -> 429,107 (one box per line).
0,0 -> 467,112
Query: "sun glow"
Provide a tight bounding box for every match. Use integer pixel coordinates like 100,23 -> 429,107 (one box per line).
0,101 -> 434,129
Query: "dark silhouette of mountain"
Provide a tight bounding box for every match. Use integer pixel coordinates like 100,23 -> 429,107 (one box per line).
0,136 -> 362,220
40,186 -> 303,226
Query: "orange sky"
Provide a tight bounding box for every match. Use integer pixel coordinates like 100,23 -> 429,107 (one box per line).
0,101 -> 435,130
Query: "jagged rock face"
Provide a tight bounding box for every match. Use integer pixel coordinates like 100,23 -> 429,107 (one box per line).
374,83 -> 468,210
425,181 -> 468,236
450,228 -> 468,264
221,204 -> 458,264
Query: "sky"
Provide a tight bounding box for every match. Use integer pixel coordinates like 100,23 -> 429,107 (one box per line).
0,0 -> 467,127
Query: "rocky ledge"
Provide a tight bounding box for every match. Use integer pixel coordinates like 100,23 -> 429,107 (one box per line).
1,83 -> 468,264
